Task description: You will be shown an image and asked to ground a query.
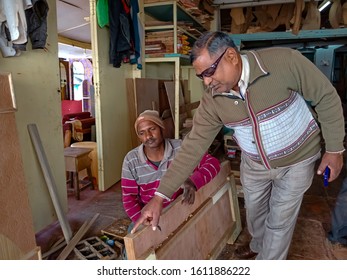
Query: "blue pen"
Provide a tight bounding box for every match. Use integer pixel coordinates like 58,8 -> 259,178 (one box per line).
323,167 -> 330,187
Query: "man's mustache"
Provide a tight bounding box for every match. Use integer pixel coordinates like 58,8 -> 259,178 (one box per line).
144,138 -> 155,145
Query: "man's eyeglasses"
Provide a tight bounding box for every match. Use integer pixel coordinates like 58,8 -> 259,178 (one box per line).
196,48 -> 228,80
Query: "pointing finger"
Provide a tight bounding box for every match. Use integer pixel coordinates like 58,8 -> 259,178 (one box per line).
131,215 -> 146,234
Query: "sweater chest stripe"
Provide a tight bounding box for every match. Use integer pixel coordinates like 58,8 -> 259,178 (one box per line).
247,96 -> 271,169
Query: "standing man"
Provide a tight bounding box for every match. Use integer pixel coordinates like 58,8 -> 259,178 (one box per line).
131,31 -> 345,260
121,110 -> 220,224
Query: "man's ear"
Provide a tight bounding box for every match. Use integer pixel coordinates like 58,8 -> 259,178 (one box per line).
225,48 -> 238,65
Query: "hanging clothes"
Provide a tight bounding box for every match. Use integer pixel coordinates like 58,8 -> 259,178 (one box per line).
130,0 -> 142,70
108,0 -> 135,68
24,0 -> 49,49
97,0 -> 142,69
96,0 -> 109,28
0,0 -> 31,57
14,0 -> 49,51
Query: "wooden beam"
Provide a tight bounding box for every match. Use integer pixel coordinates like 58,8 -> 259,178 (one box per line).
58,35 -> 92,50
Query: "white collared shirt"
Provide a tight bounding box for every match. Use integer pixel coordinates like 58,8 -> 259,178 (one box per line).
228,54 -> 250,100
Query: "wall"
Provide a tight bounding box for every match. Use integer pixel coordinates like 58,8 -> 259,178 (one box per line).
90,0 -> 132,190
0,0 -> 67,232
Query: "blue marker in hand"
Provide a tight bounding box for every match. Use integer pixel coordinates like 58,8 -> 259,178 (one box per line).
323,167 -> 330,187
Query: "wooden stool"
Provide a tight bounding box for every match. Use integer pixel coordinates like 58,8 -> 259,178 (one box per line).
64,147 -> 94,200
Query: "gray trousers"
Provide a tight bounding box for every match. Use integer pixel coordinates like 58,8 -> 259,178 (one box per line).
240,152 -> 320,260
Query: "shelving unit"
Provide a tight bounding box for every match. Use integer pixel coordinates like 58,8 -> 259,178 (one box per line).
143,1 -> 208,138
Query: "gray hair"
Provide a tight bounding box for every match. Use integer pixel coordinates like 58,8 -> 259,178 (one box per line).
190,31 -> 237,63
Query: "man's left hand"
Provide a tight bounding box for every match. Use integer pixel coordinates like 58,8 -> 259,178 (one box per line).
181,178 -> 196,205
317,152 -> 344,182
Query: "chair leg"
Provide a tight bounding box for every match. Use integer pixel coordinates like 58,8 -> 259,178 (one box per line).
69,172 -> 74,190
86,167 -> 94,190
74,172 -> 80,200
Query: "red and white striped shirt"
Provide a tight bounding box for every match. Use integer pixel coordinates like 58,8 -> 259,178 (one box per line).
121,139 -> 221,222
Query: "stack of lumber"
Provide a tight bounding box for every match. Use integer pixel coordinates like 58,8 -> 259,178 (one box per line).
145,29 -> 192,55
178,0 -> 214,30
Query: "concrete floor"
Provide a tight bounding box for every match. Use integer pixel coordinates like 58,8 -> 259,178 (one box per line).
35,156 -> 347,260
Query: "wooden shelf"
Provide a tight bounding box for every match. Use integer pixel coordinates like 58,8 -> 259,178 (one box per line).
143,1 -> 204,138
145,53 -> 190,64
231,28 -> 347,48
144,1 -> 207,34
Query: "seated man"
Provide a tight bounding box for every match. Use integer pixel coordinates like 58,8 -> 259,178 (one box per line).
121,109 -> 221,225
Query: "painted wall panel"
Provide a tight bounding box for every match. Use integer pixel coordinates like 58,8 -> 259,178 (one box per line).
0,0 -> 67,232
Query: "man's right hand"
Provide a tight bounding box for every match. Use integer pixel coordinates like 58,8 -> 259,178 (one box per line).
131,195 -> 164,234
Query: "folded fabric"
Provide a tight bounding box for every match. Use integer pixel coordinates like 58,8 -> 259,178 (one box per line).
65,119 -> 83,142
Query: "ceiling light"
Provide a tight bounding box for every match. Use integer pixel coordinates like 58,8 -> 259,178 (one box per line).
318,0 -> 331,12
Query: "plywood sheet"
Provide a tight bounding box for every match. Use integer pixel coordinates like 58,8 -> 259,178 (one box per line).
0,74 -> 37,259
135,78 -> 160,115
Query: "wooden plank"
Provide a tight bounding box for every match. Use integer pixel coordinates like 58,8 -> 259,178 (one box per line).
0,77 -> 38,259
156,189 -> 234,259
182,79 -> 190,105
28,124 -> 73,243
135,78 -> 160,116
124,161 -> 231,259
124,161 -> 241,260
101,218 -> 132,240
125,78 -> 139,149
227,175 -> 242,244
56,213 -> 100,260
0,72 -> 16,113
164,81 -> 187,129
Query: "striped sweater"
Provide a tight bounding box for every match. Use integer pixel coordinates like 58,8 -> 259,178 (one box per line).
156,47 -> 345,198
121,138 -> 221,222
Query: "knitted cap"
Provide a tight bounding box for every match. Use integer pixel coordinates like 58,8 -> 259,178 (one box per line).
134,110 -> 165,135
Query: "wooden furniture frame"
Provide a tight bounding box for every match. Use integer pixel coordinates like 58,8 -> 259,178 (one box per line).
64,147 -> 94,200
124,161 -> 242,260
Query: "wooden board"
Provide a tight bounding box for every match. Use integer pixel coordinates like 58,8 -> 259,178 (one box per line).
126,78 -> 139,149
0,72 -> 16,113
135,78 -> 160,115
164,81 -> 187,129
0,73 -> 38,259
124,161 -> 242,260
101,218 -> 132,240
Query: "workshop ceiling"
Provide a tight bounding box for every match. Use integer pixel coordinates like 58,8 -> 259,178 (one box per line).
56,0 -> 91,58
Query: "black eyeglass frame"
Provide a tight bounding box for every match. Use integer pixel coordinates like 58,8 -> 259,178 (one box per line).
196,48 -> 228,80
